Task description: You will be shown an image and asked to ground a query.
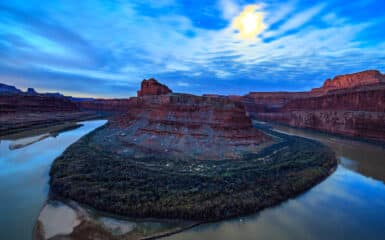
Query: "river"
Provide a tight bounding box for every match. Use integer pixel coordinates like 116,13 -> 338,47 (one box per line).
0,121 -> 384,239
0,120 -> 107,240
165,124 -> 385,240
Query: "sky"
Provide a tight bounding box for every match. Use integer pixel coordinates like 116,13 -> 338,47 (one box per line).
0,0 -> 385,98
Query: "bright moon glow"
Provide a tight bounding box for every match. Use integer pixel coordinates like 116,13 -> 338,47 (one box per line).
232,5 -> 266,40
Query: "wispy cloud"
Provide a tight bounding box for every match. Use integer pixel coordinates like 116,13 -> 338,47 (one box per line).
0,0 -> 384,97
263,4 -> 326,38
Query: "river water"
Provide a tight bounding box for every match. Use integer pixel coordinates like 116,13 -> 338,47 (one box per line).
0,121 -> 385,239
165,125 -> 385,240
0,120 -> 107,240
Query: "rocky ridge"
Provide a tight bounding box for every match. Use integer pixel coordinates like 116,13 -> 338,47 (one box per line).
0,83 -> 79,113
0,83 -> 22,94
0,83 -> 97,136
311,70 -> 385,93
137,78 -> 172,97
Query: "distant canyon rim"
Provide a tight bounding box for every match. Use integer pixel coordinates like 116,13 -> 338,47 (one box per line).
2,69 -> 384,143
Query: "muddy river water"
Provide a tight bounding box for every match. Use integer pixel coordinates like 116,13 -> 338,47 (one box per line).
1,121 -> 384,239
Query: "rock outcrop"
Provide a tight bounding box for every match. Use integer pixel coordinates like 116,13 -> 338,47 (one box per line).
101,78 -> 269,160
311,70 -> 385,93
108,94 -> 269,160
243,70 -> 385,142
0,83 -> 22,94
27,88 -> 38,95
137,78 -> 172,97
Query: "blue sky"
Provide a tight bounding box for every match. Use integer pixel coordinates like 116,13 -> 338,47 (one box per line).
0,0 -> 384,98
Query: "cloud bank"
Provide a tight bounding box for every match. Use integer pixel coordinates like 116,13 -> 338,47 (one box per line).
0,0 -> 384,97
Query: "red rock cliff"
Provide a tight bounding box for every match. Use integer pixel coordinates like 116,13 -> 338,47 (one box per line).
137,78 -> 172,97
242,70 -> 385,142
0,93 -> 79,114
311,70 -> 385,93
0,88 -> 91,135
104,81 -> 270,160
77,99 -> 133,112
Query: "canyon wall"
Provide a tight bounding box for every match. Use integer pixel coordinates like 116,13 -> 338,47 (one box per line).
103,79 -> 270,161
77,98 -> 133,112
0,92 -> 79,114
311,70 -> 385,93
244,70 -> 385,142
2,70 -> 384,142
0,84 -> 94,135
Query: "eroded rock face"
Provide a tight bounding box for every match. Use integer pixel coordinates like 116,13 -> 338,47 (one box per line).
0,94 -> 79,114
137,78 -> 172,97
242,70 -> 385,142
257,111 -> 385,141
104,93 -> 270,160
311,70 -> 385,93
0,83 -> 79,114
79,79 -> 269,160
0,83 -> 96,135
77,98 -> 133,112
242,92 -> 312,114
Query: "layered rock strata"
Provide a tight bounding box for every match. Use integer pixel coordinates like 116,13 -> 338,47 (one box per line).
311,70 -> 385,93
0,83 -> 96,135
90,78 -> 270,160
242,70 -> 385,142
137,78 -> 172,97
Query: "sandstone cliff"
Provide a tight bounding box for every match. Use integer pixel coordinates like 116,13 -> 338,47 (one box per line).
311,70 -> 385,93
77,98 -> 133,112
0,89 -> 79,114
64,78 -> 271,161
243,70 -> 385,142
96,80 -> 270,160
0,83 -> 95,135
137,78 -> 172,97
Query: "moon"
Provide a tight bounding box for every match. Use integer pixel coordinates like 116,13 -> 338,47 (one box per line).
232,5 -> 266,40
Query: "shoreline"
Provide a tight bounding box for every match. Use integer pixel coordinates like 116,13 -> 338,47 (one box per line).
33,198 -> 203,240
252,119 -> 385,148
0,111 -> 107,137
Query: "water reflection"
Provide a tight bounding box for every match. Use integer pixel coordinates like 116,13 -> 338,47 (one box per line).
0,120 -> 107,240
1,121 -> 385,240
165,126 -> 385,240
166,166 -> 385,240
272,125 -> 385,183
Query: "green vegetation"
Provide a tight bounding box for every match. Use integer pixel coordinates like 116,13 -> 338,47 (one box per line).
50,124 -> 336,221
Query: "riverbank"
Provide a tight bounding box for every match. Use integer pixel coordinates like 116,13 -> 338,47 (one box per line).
0,120 -> 108,240
0,111 -> 107,137
34,199 -> 202,240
